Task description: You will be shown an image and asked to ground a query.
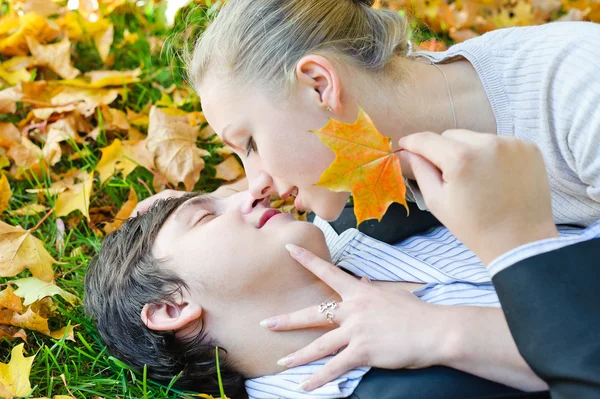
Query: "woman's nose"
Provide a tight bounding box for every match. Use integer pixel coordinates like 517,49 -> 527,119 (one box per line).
247,170 -> 275,200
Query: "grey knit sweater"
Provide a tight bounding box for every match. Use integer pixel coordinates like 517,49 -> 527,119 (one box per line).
406,21 -> 600,227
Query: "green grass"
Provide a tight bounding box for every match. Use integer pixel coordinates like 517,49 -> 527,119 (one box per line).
0,2 -> 227,398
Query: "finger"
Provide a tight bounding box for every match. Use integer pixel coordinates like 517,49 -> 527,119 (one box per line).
285,244 -> 359,297
299,347 -> 362,392
400,151 -> 443,206
398,132 -> 467,172
261,301 -> 347,331
278,328 -> 348,368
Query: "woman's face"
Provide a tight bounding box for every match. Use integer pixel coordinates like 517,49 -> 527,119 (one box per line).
198,77 -> 350,221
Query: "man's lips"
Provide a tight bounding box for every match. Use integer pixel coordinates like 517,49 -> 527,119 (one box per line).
258,209 -> 281,228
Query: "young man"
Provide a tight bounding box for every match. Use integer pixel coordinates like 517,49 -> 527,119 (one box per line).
85,191 -> 566,399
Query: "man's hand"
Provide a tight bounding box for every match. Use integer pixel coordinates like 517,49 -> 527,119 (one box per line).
399,130 -> 559,264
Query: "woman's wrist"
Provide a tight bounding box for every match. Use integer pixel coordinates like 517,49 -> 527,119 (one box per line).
427,305 -> 472,368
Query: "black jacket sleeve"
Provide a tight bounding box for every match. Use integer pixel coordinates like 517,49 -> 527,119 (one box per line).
492,237 -> 600,399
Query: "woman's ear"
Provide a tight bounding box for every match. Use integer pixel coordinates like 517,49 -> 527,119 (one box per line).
296,55 -> 342,113
140,301 -> 203,331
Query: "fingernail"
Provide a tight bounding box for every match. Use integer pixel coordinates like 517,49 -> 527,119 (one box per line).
260,318 -> 278,329
297,380 -> 311,391
277,355 -> 294,367
285,243 -> 304,257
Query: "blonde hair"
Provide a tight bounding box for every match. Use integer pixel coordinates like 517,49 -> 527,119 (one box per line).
189,0 -> 409,95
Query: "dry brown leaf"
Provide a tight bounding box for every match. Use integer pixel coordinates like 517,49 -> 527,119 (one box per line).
0,86 -> 22,114
214,156 -> 244,182
42,116 -> 86,166
0,325 -> 27,342
9,307 -> 76,340
26,37 -> 81,80
0,343 -> 34,399
0,220 -> 56,281
146,106 -> 209,191
96,138 -> 154,183
126,108 -> 149,129
0,12 -> 60,56
103,188 -> 138,234
26,169 -> 85,195
55,171 -> 93,220
7,136 -> 43,179
0,173 -> 12,213
98,104 -> 130,132
0,123 -> 21,149
31,104 -> 77,120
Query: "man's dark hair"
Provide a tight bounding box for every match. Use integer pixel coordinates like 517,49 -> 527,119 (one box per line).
84,193 -> 245,397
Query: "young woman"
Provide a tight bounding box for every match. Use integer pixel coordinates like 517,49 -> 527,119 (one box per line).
136,0 -> 600,393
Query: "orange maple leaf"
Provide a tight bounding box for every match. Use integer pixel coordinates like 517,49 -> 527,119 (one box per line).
311,108 -> 408,226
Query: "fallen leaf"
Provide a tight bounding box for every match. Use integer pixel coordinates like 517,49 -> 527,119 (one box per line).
26,37 -> 81,80
0,220 -> 56,281
7,136 -> 44,179
0,173 -> 11,212
0,65 -> 31,86
57,12 -> 111,40
42,116 -> 86,166
0,286 -> 23,313
10,204 -> 48,216
103,188 -> 138,234
0,123 -> 22,149
60,68 -> 141,89
0,326 -> 27,342
10,307 -> 75,340
96,138 -> 154,183
12,277 -> 79,307
146,106 -> 209,191
98,104 -> 130,132
0,12 -> 60,56
311,108 -> 407,226
214,156 -> 244,182
55,171 -> 93,220
93,23 -> 114,62
0,86 -> 22,114
0,343 -> 34,399
10,0 -> 63,17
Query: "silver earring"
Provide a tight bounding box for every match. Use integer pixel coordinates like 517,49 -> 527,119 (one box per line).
327,106 -> 332,112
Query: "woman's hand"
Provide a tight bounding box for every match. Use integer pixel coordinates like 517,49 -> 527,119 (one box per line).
399,130 -> 559,264
260,244 -> 449,392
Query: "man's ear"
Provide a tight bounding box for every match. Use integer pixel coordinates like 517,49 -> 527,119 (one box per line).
296,55 -> 342,113
140,301 -> 203,331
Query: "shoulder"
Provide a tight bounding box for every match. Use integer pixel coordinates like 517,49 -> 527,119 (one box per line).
469,21 -> 600,46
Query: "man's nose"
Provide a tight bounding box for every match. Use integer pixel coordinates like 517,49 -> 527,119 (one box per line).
227,191 -> 258,214
247,169 -> 275,201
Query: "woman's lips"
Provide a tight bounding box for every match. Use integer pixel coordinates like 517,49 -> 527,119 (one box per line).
258,209 -> 281,228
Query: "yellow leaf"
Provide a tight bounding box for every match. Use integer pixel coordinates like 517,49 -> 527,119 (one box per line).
0,326 -> 27,342
96,138 -> 154,183
0,66 -> 31,86
59,68 -> 141,89
10,204 -> 48,217
11,277 -> 78,307
55,171 -> 93,220
214,156 -> 244,182
57,12 -> 111,40
50,86 -> 122,117
0,173 -> 11,213
0,343 -> 34,399
103,188 -> 138,234
26,37 -> 81,80
93,23 -> 114,62
0,221 -> 55,281
146,106 -> 210,191
0,12 -> 60,56
311,108 -> 407,226
0,286 -> 23,313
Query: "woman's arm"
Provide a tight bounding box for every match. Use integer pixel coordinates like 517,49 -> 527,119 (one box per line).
264,246 -> 548,392
437,305 -> 548,391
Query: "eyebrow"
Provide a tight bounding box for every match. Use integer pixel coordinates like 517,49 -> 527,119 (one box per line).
220,124 -> 234,147
172,195 -> 216,225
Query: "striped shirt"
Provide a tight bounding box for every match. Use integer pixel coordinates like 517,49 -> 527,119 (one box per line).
245,218 -> 595,399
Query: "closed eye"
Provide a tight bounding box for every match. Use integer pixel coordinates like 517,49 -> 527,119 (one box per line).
193,212 -> 215,227
246,136 -> 257,157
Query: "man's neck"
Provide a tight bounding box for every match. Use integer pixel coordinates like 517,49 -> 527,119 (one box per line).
207,278 -> 341,378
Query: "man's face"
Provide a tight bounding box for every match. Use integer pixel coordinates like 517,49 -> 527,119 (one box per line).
152,191 -> 331,304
